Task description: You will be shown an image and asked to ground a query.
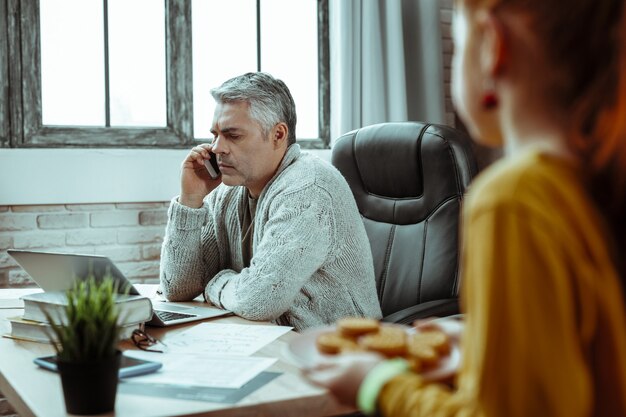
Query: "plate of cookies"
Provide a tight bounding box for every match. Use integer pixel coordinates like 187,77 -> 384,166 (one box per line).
286,317 -> 461,382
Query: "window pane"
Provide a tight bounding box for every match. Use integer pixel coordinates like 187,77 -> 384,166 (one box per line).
192,0 -> 257,139
108,0 -> 166,127
261,0 -> 318,139
40,0 -> 105,126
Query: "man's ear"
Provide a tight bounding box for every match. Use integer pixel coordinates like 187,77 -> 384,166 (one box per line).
478,11 -> 507,77
272,122 -> 289,148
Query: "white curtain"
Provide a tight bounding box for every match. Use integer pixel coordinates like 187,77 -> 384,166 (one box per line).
329,0 -> 446,143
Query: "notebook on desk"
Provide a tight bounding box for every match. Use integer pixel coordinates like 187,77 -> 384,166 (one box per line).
7,249 -> 231,327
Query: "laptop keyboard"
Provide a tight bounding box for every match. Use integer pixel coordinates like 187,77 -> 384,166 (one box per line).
155,310 -> 196,322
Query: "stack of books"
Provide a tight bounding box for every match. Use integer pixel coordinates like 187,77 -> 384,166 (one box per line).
7,291 -> 153,344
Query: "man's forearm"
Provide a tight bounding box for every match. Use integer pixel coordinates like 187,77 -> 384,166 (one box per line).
159,198 -> 219,301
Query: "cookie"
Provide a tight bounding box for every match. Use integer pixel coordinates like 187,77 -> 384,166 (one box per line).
406,341 -> 438,366
336,317 -> 380,338
358,326 -> 407,357
316,332 -> 358,354
406,330 -> 451,367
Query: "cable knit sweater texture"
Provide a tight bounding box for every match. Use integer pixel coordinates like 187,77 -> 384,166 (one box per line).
160,144 -> 382,330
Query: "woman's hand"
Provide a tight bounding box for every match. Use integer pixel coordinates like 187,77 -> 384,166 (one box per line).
414,317 -> 465,382
302,352 -> 384,407
302,318 -> 464,407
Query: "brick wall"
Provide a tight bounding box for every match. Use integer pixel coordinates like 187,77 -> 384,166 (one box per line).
0,202 -> 168,288
0,202 -> 169,414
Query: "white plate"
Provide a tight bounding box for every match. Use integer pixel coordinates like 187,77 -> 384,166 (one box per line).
285,321 -> 462,382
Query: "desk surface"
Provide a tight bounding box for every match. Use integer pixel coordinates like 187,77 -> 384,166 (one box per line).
0,288 -> 352,417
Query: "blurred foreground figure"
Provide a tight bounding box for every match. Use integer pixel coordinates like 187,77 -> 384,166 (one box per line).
304,0 -> 626,415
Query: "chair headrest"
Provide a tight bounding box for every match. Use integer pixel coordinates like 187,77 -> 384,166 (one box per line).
332,122 -> 477,224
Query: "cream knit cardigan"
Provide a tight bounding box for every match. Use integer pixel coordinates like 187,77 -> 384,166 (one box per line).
160,145 -> 382,330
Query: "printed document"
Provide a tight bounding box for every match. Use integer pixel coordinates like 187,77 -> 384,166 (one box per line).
166,323 -> 293,356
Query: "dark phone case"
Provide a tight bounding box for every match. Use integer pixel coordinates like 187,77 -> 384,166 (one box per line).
204,154 -> 221,179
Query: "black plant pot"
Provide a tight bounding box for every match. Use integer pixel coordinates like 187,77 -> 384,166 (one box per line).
57,350 -> 121,415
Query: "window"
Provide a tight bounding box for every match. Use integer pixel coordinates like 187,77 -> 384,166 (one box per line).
0,0 -> 329,149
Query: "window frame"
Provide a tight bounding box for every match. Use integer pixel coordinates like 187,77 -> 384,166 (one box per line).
0,0 -> 9,148
2,0 -> 329,149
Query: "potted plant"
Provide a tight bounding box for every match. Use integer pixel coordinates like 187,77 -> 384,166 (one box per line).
45,276 -> 124,415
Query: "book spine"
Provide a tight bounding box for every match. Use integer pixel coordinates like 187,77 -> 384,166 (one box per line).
22,302 -> 67,325
23,298 -> 153,326
9,321 -> 140,344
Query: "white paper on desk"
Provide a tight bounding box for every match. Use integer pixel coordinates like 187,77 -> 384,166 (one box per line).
125,351 -> 276,389
0,288 -> 42,300
0,288 -> 42,308
132,284 -> 160,299
166,323 -> 292,356
0,299 -> 24,309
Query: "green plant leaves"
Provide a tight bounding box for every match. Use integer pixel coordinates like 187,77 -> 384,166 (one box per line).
45,275 -> 125,362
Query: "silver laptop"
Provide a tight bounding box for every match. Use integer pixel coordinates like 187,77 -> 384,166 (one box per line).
7,249 -> 231,327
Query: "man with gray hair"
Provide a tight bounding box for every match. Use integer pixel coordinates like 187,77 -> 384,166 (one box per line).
159,72 -> 382,330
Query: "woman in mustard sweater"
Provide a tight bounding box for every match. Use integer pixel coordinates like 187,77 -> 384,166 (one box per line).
304,0 -> 626,415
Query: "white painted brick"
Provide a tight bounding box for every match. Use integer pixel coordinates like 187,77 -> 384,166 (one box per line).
0,214 -> 37,231
94,246 -> 142,262
142,244 -> 162,260
440,24 -> 451,40
43,246 -> 96,255
66,230 -> 117,246
8,269 -> 35,286
440,9 -> 452,23
139,210 -> 168,226
12,205 -> 66,213
0,236 -> 12,250
117,261 -> 160,280
12,231 -> 65,249
91,211 -> 138,228
37,213 -> 88,229
446,112 -> 456,128
135,277 -> 160,285
116,202 -> 165,210
0,252 -> 19,268
118,227 -> 164,244
66,204 -> 116,211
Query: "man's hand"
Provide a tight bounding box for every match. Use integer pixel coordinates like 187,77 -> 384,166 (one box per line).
180,144 -> 221,208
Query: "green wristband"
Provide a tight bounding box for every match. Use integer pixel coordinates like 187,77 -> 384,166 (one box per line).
357,358 -> 410,416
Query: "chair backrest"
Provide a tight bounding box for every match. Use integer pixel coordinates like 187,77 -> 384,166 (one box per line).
332,122 -> 478,317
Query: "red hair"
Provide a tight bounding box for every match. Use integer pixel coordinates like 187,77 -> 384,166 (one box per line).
471,0 -> 626,273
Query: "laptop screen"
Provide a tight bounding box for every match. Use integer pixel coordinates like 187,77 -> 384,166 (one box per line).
7,250 -> 140,295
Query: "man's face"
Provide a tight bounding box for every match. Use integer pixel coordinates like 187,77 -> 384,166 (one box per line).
210,101 -> 285,198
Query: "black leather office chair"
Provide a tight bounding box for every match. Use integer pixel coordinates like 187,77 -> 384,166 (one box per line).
332,122 -> 478,324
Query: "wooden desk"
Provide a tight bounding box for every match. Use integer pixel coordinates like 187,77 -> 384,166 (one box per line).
0,289 -> 352,417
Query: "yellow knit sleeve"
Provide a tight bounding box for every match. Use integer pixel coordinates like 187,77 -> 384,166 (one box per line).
378,373 -> 477,417
376,193 -> 597,417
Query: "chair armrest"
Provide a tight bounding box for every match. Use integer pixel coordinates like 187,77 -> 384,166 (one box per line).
381,298 -> 459,325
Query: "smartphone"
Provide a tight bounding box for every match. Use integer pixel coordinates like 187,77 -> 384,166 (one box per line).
203,153 -> 221,179
34,354 -> 162,378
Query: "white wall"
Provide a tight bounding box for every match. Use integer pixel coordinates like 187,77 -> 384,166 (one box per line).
0,148 -> 331,205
